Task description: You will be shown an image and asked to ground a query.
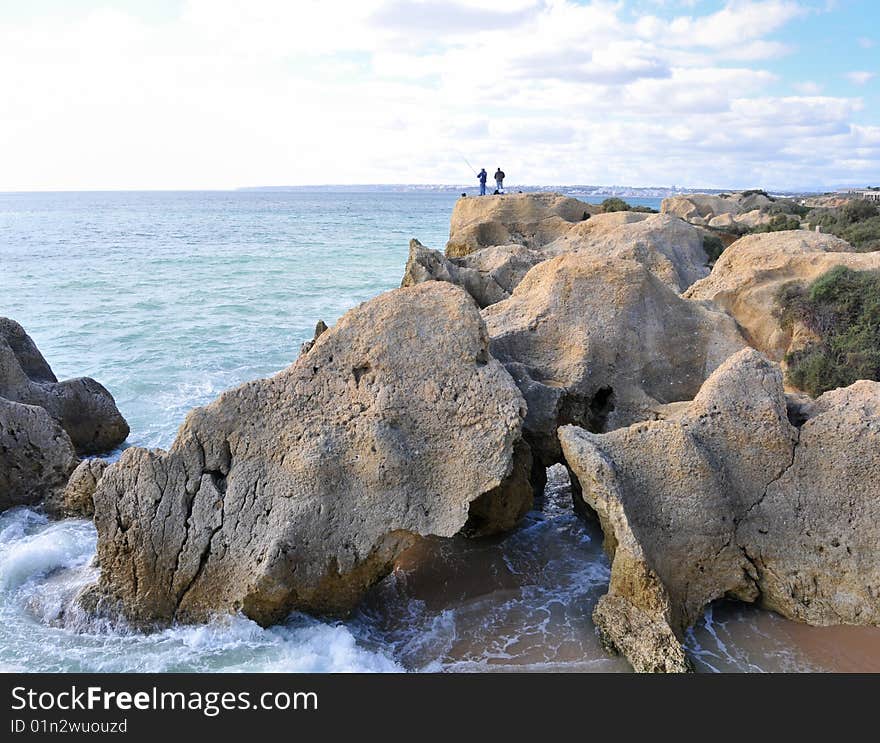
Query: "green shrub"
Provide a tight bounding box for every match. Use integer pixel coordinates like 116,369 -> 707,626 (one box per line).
806,200 -> 880,250
840,216 -> 880,252
841,199 -> 879,223
702,234 -> 725,264
777,266 -> 880,396
750,214 -> 801,233
765,200 -> 810,218
741,189 -> 771,199
597,198 -> 658,214
600,197 -> 631,213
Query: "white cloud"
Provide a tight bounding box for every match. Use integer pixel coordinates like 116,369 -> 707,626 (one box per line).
846,71 -> 876,86
0,0 -> 874,191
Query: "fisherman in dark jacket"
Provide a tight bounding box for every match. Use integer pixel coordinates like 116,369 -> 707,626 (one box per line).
478,168 -> 488,196
494,167 -> 505,192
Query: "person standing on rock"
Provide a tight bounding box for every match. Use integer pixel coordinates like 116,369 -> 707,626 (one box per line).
495,167 -> 505,193
478,168 -> 488,196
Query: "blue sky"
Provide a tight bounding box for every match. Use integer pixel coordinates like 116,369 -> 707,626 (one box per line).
0,0 -> 877,190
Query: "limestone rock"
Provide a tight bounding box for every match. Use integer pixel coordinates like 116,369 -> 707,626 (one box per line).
661,192 -> 774,226
560,213 -> 711,291
446,192 -> 595,258
401,239 -> 541,308
734,209 -> 773,230
685,231 -> 880,360
483,254 -> 747,465
707,213 -> 742,232
0,318 -> 129,454
45,458 -> 109,518
559,349 -> 880,672
0,397 -> 78,512
409,211 -> 711,307
299,320 -> 328,355
85,282 -> 531,627
661,194 -> 738,221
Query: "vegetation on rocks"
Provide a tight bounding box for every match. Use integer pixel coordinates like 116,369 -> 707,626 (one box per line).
702,233 -> 725,264
599,197 -> 658,214
750,214 -> 802,233
765,199 -> 810,218
777,266 -> 880,396
807,200 -> 880,251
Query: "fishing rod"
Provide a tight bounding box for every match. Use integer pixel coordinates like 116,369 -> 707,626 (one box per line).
461,156 -> 478,176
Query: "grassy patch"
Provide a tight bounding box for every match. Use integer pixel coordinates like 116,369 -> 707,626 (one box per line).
777,266 -> 880,396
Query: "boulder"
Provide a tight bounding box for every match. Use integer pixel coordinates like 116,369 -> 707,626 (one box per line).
684,231 -> 880,360
408,212 -> 711,306
0,397 -> 78,512
45,457 -> 109,518
661,194 -> 739,221
0,318 -> 129,454
661,192 -> 774,226
401,239 -> 541,308
556,213 -> 711,291
707,213 -> 741,232
446,192 -> 596,257
733,209 -> 773,230
559,349 -> 880,672
483,254 -> 747,465
84,282 -> 532,627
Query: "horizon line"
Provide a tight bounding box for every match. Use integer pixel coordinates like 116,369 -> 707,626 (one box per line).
0,183 -> 843,195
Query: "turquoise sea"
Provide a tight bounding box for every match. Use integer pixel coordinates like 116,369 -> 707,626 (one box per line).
2,190 -> 871,673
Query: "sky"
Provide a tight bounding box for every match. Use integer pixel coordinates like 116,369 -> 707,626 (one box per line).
0,0 -> 877,191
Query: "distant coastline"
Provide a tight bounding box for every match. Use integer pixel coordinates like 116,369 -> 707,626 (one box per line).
237,183 -> 822,199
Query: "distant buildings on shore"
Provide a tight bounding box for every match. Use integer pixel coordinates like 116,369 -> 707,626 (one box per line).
837,188 -> 880,203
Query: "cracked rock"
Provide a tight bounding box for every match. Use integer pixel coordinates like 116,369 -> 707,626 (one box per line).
484,254 -> 747,466
559,349 -> 880,672
83,282 -> 532,627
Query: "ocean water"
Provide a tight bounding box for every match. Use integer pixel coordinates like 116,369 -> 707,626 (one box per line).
1,190 -> 876,673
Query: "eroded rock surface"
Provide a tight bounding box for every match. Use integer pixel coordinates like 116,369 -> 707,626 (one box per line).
0,397 -> 78,512
559,349 -> 880,672
545,213 -> 711,291
446,192 -> 596,257
484,254 -> 747,465
661,191 -> 774,223
85,282 -> 531,627
402,238 -> 543,308
45,457 -> 109,518
0,318 -> 129,454
408,210 -> 712,308
685,231 -> 880,360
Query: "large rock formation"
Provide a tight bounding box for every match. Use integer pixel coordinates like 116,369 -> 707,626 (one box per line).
0,318 -> 129,454
685,231 -> 880,360
661,191 -> 774,225
84,282 -> 532,627
446,192 -> 596,257
483,254 -> 747,465
543,212 -> 711,291
559,349 -> 880,672
406,211 -> 712,308
402,239 -> 542,308
0,397 -> 78,512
